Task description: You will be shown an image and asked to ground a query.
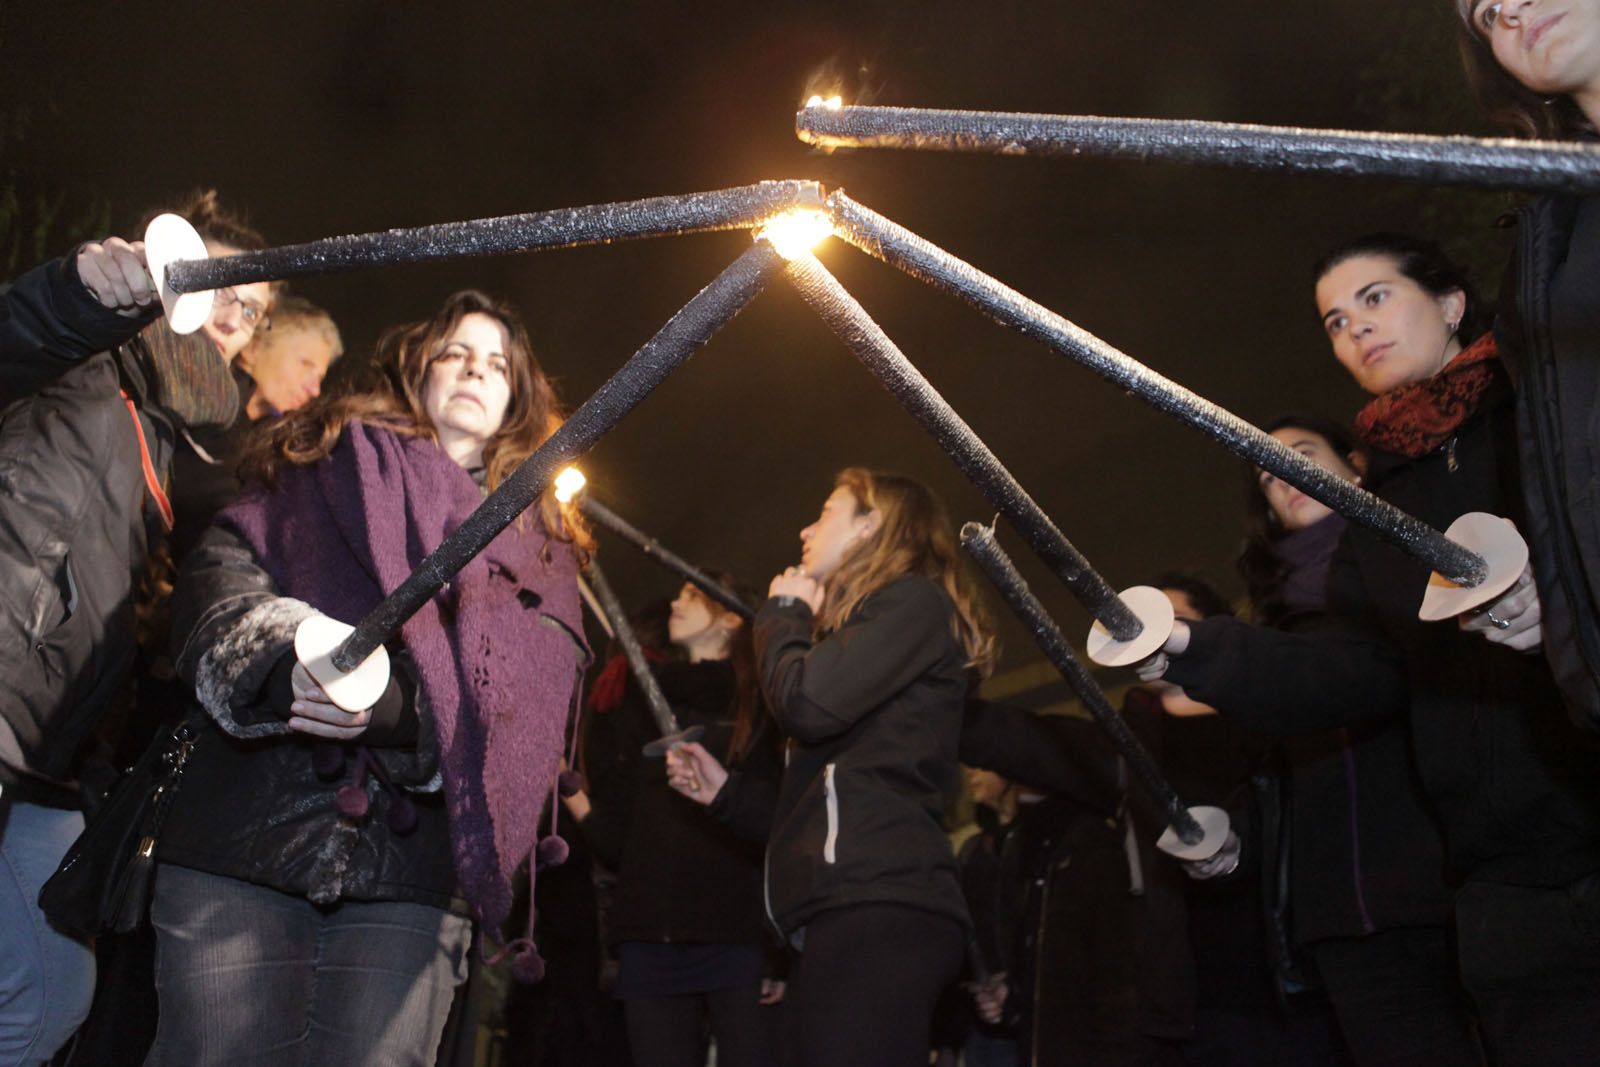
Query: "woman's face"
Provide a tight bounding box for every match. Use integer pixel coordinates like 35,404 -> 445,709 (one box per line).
420,311 -> 514,469
1470,0 -> 1600,99
202,241 -> 271,363
799,485 -> 877,583
1258,427 -> 1362,532
668,584 -> 719,647
1315,253 -> 1466,396
237,323 -> 336,418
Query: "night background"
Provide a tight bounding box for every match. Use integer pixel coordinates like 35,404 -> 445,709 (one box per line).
0,2 -> 1517,695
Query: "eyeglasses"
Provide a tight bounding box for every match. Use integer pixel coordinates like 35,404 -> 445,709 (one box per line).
215,287 -> 268,333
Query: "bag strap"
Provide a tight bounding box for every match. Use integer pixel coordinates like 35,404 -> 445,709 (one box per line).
119,389 -> 174,532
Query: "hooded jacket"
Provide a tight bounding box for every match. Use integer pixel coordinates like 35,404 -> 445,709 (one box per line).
755,573 -> 972,936
0,254 -> 232,802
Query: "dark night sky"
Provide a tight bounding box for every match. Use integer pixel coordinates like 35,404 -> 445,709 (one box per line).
0,3 -> 1519,682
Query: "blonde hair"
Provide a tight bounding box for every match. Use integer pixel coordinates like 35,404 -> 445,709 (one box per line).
253,294 -> 344,361
818,468 -> 997,675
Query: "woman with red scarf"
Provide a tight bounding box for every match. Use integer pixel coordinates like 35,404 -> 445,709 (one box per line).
1143,234 -> 1600,1067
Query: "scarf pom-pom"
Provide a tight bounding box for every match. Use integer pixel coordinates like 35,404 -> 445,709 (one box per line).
511,946 -> 547,984
557,769 -> 584,797
386,795 -> 418,834
336,783 -> 370,818
535,835 -> 570,870
313,743 -> 346,779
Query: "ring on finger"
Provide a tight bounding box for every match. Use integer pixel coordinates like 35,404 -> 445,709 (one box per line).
1484,609 -> 1512,630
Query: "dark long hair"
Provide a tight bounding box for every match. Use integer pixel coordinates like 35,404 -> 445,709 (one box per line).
1453,0 -> 1594,139
1312,232 -> 1492,352
1235,414 -> 1363,625
693,570 -> 766,762
242,289 -> 589,551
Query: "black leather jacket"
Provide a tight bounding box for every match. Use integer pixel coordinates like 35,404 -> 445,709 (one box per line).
0,255 -> 166,800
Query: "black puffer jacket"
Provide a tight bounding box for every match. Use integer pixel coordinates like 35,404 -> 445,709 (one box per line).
0,255 -> 166,802
1497,194 -> 1600,731
1166,382 -> 1600,890
755,574 -> 972,936
583,659 -> 781,947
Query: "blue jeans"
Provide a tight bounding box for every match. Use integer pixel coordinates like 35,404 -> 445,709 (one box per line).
144,864 -> 472,1067
0,800 -> 96,1067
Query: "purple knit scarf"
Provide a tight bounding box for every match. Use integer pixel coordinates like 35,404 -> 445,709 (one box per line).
218,421 -> 587,970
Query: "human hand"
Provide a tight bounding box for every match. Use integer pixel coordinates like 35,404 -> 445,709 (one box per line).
74,237 -> 156,315
1134,620 -> 1192,682
1182,831 -> 1241,880
970,974 -> 1008,1025
768,566 -> 824,614
1460,564 -> 1542,652
759,978 -> 785,1005
665,741 -> 729,806
286,661 -> 372,739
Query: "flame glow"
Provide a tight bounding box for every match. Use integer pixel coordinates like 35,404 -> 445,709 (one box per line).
758,209 -> 835,260
553,466 -> 587,504
805,94 -> 844,109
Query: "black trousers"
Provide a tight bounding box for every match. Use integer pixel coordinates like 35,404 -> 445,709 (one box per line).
623,985 -> 776,1067
782,903 -> 965,1067
1307,925 -> 1484,1067
1455,878 -> 1600,1067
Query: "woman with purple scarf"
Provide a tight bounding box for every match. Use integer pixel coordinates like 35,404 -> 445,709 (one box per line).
1231,413 -> 1478,1064
142,291 -> 591,1067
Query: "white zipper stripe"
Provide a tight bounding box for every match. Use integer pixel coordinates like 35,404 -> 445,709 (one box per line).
823,762 -> 839,865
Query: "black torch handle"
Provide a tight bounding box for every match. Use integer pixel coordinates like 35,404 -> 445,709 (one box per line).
829,192 -> 1487,587
783,250 -> 1143,642
165,181 -> 824,292
329,240 -> 785,672
961,522 -> 1204,846
583,561 -> 683,739
796,105 -> 1600,196
579,497 -> 753,621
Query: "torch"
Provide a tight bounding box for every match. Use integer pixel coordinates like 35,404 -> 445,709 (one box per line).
795,102 -> 1600,196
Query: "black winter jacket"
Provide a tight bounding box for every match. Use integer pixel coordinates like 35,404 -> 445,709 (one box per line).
157,524 -> 459,909
1166,384 -> 1600,890
0,256 -> 165,802
755,574 -> 972,936
1497,194 -> 1600,731
583,658 -> 781,947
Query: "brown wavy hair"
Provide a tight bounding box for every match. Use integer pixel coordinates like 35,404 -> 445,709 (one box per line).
242,289 -> 591,552
816,468 -> 997,675
1454,0 -> 1594,138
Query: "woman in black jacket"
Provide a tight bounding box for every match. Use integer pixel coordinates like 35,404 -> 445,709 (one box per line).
668,468 -> 997,1067
1233,415 -> 1480,1065
1454,0 -> 1600,731
572,577 -> 781,1067
1144,235 -> 1600,1066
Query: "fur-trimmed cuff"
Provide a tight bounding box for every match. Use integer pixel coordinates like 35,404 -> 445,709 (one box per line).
194,598 -> 317,738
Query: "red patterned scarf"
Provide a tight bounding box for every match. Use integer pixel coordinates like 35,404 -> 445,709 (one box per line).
1355,333 -> 1503,458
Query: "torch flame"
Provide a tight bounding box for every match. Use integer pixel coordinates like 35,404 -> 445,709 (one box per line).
553,466 -> 587,504
758,209 -> 835,260
805,94 -> 844,110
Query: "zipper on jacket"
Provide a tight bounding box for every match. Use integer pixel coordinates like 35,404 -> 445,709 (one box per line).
823,762 -> 840,865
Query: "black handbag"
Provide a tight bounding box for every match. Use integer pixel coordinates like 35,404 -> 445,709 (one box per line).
38,713 -> 203,939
